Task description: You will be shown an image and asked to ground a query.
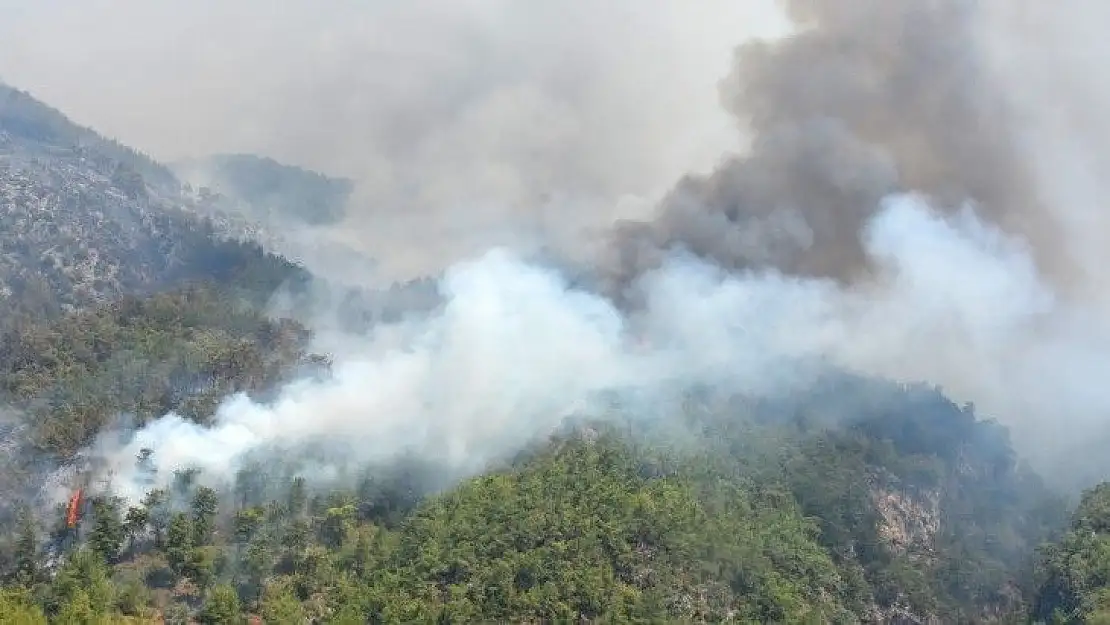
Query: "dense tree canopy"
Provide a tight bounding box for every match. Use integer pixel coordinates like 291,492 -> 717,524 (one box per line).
0,293 -> 1074,623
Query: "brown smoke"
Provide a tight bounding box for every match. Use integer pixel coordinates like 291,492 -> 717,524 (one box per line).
609,0 -> 1066,293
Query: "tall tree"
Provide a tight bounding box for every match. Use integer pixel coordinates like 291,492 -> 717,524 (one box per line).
192,486 -> 219,545
87,496 -> 124,564
11,506 -> 38,587
198,583 -> 242,625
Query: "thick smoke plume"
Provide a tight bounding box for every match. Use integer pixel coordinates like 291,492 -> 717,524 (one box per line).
607,0 -> 1067,292
25,0 -> 1110,499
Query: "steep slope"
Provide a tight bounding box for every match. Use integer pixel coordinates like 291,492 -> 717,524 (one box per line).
0,83 -> 176,191
0,83 -> 303,329
0,283 -> 331,597
173,153 -> 352,227
170,152 -> 380,291
665,377 -> 1066,623
0,340 -> 1066,623
1032,483 -> 1110,624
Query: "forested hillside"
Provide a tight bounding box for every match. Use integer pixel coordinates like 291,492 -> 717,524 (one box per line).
173,154 -> 352,227
0,83 -> 305,332
0,299 -> 1072,624
1031,484 -> 1110,623
0,81 -> 1108,625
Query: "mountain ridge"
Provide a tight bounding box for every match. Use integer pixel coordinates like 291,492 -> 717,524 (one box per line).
0,83 -> 308,331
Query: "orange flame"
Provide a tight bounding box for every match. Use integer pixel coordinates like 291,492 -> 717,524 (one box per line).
66,488 -> 83,528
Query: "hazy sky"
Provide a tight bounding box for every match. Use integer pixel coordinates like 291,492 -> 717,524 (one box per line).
0,1 -> 796,279
0,1 -> 790,181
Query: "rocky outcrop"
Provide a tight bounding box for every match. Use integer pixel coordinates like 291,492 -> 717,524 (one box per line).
872,485 -> 940,557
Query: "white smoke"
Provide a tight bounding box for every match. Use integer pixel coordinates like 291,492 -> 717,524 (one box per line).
87,192 -> 1110,503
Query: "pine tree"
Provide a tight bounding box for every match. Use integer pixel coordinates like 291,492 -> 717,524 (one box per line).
165,513 -> 194,575
141,488 -> 169,548
123,505 -> 150,552
260,583 -> 305,624
12,506 -> 38,587
192,486 -> 219,545
87,496 -> 124,564
288,476 -> 307,520
47,548 -> 114,621
198,583 -> 242,624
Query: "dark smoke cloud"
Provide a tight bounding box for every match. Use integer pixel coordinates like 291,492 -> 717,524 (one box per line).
609,0 -> 1067,294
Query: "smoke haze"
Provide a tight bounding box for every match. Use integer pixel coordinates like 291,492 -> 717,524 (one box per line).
0,0 -> 790,281
6,1 -> 1110,497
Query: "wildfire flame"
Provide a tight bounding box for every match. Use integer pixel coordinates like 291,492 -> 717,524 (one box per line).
65,488 -> 83,529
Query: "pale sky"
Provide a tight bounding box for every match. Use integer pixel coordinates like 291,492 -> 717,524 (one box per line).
0,1 -> 794,280
0,1 -> 791,183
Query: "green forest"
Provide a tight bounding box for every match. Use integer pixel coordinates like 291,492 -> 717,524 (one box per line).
0,261 -> 1102,624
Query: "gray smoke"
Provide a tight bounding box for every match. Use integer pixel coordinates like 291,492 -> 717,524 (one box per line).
607,0 -> 1071,295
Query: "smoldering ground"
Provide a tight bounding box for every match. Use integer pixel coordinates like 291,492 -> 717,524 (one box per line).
24,0 -> 1110,501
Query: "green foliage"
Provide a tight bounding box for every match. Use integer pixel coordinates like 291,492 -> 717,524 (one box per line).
164,513 -> 193,575
0,232 -> 1074,624
0,367 -> 1073,624
198,583 -> 242,625
89,496 -> 126,564
0,283 -> 322,460
325,435 -> 852,623
10,507 -> 38,587
46,548 -> 115,620
123,505 -> 149,553
259,582 -> 305,624
140,489 -> 169,549
1034,484 -> 1110,624
759,379 -> 1064,621
0,587 -> 47,624
192,486 -> 219,545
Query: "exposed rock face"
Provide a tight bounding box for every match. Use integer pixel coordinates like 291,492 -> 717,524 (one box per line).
872,486 -> 940,557
866,485 -> 943,625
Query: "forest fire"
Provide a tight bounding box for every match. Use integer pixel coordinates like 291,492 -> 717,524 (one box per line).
64,488 -> 83,529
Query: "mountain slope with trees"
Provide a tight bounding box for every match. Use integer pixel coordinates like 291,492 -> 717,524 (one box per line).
0,312 -> 1070,623
173,153 -> 353,227
0,82 -> 1105,625
0,83 -> 305,332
